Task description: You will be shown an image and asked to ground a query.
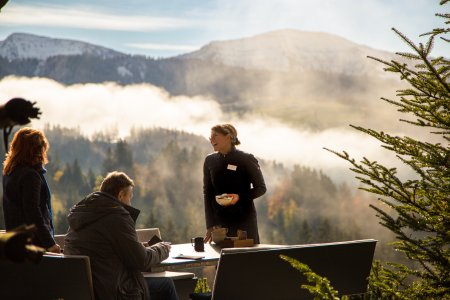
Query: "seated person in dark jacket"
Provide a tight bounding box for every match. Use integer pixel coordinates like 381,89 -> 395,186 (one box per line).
64,171 -> 178,300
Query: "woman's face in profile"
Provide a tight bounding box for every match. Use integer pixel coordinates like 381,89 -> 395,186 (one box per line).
31,137 -> 47,165
209,130 -> 230,153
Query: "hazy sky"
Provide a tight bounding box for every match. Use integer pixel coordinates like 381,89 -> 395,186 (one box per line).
0,0 -> 448,57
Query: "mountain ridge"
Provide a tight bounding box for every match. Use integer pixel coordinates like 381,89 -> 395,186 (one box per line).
0,30 -> 403,131
0,30 -> 397,76
179,29 -> 395,75
0,32 -> 125,61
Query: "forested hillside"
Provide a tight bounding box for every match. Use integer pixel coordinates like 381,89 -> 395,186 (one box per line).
0,126 -> 397,260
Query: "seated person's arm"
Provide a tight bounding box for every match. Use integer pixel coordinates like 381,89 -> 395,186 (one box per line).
110,217 -> 170,271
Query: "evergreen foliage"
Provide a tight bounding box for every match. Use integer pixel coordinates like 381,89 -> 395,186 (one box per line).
193,277 -> 212,293
285,2 -> 449,299
336,8 -> 449,300
280,255 -> 346,300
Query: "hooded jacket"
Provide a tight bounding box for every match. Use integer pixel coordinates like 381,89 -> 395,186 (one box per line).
64,192 -> 169,300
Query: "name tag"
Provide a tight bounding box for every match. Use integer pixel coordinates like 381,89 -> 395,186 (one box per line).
227,164 -> 237,171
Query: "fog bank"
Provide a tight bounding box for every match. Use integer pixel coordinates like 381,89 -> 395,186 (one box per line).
0,76 -> 410,183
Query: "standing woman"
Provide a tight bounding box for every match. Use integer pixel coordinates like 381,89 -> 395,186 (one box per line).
203,124 -> 266,244
2,127 -> 60,253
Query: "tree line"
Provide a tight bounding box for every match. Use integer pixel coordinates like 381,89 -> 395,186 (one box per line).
0,125 -> 398,262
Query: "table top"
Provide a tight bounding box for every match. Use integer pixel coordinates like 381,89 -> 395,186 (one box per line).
147,242 -> 286,272
147,243 -> 220,272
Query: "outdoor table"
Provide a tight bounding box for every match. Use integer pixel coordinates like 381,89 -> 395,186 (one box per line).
146,242 -> 285,273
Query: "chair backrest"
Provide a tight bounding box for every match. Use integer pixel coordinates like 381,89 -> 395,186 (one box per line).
136,228 -> 162,243
0,254 -> 95,300
212,239 -> 377,300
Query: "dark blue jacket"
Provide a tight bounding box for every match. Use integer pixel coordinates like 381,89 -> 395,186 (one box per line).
3,164 -> 55,248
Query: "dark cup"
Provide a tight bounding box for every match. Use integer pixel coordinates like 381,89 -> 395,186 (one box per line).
191,237 -> 205,252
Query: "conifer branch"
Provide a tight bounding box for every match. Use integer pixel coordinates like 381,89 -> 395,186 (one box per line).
392,27 -> 450,94
280,255 -> 343,300
319,2 -> 449,298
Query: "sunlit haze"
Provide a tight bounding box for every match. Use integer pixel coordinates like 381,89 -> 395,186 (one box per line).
0,76 -> 407,183
0,0 -> 443,182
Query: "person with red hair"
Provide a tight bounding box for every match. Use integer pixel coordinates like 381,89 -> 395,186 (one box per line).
2,127 -> 60,253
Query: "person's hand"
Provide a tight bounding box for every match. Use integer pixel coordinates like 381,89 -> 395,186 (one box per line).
204,227 -> 213,243
47,243 -> 61,253
142,241 -> 149,247
225,194 -> 239,206
151,242 -> 171,259
161,241 -> 172,251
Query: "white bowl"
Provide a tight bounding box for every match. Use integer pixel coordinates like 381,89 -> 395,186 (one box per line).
215,195 -> 232,206
212,232 -> 227,243
211,227 -> 228,243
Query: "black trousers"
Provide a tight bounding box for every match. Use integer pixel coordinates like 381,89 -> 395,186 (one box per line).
145,277 -> 179,300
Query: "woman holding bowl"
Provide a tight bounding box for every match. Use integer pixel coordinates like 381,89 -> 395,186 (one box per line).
203,123 -> 266,244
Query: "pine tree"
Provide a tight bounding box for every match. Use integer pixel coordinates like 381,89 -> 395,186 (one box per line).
102,140 -> 135,177
115,139 -> 134,177
325,2 -> 450,298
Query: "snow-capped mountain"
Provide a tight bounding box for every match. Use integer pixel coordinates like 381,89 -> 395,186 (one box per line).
0,30 -> 404,130
180,29 -> 396,75
0,33 -> 124,61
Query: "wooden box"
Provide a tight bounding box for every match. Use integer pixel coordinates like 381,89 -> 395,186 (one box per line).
216,239 -> 254,248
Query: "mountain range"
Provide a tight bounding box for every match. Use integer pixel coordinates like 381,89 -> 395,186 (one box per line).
0,32 -> 124,61
1,30 -> 395,75
0,30 -> 404,130
181,29 -> 396,76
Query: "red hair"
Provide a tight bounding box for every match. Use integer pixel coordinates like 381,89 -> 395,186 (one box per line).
3,127 -> 49,175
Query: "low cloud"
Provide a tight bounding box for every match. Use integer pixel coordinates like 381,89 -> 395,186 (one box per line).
0,76 -> 410,183
0,4 -> 196,32
229,118 -> 405,183
0,76 -> 222,136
